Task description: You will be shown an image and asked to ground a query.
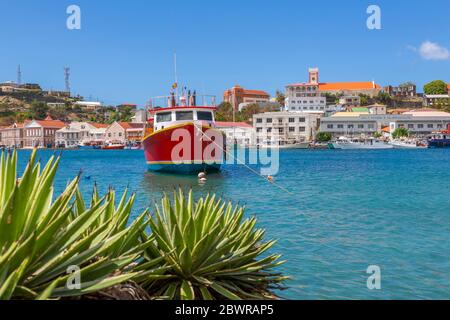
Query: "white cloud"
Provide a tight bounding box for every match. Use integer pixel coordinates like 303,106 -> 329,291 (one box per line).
418,41 -> 449,60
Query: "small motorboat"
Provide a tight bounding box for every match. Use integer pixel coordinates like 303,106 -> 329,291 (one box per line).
390,139 -> 428,149
102,143 -> 125,150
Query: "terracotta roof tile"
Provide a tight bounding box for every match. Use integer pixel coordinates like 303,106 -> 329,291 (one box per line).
319,82 -> 381,91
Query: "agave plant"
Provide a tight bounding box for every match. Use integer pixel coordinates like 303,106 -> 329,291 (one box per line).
136,190 -> 288,300
0,150 -> 152,300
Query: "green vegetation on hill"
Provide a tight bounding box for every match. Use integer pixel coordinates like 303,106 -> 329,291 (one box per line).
215,102 -> 280,123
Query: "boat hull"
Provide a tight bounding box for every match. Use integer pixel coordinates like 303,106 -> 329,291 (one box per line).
143,122 -> 225,174
329,142 -> 394,150
428,139 -> 450,148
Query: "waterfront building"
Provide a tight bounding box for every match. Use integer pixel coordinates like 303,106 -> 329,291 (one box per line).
105,122 -> 145,144
223,85 -> 270,111
384,83 -> 417,97
253,111 -> 321,144
320,109 -> 450,138
125,123 -> 146,143
23,117 -> 66,148
55,126 -> 81,148
423,94 -> 450,108
66,122 -> 100,144
0,122 -> 26,148
88,123 -> 108,144
215,121 -> 254,147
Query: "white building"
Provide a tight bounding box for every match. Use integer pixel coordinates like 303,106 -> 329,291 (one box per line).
215,122 -> 255,147
253,112 -> 321,145
320,110 -> 450,137
74,101 -> 103,111
68,122 -> 97,144
56,126 -> 81,148
285,68 -> 327,112
339,96 -> 360,108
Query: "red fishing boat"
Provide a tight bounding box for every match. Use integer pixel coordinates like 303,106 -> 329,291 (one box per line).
142,92 -> 225,174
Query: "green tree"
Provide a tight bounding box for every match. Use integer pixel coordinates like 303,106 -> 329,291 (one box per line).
215,102 -> 234,121
424,80 -> 447,95
275,90 -> 286,107
392,127 -> 410,139
376,91 -> 392,105
373,132 -> 382,138
30,100 -> 49,120
359,94 -> 370,106
316,132 -> 332,142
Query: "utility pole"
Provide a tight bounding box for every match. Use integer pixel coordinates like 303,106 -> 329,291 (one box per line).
17,65 -> 22,85
64,67 -> 71,94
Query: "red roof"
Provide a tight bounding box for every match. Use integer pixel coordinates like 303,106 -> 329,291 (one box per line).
319,82 -> 381,91
90,122 -> 109,128
118,122 -> 145,130
242,89 -> 270,96
447,84 -> 450,91
35,120 -> 66,128
215,121 -> 253,128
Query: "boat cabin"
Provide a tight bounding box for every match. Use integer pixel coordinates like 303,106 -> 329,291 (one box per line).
153,107 -> 217,131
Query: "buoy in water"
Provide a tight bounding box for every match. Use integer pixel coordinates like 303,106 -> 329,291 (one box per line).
267,175 -> 274,182
198,172 -> 206,179
199,177 -> 207,183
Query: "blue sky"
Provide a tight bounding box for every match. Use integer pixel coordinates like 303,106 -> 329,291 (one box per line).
0,0 -> 449,106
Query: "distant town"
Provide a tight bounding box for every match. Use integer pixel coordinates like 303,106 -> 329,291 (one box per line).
0,67 -> 449,149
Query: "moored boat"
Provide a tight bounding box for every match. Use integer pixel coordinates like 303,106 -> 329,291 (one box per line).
427,131 -> 450,148
390,139 -> 428,149
102,143 -> 125,150
142,93 -> 225,174
329,137 -> 394,150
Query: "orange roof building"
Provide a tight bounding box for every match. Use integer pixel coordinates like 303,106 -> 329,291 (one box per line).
223,85 -> 270,111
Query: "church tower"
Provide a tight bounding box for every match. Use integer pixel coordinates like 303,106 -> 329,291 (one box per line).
308,68 -> 319,84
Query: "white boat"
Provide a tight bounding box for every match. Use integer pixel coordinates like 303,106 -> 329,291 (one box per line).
258,140 -> 310,149
390,139 -> 428,149
329,137 -> 394,150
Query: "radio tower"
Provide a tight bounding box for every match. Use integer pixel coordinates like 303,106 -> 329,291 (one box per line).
64,67 -> 71,94
17,65 -> 22,85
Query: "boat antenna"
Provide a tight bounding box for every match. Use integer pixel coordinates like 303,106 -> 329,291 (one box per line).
174,53 -> 179,100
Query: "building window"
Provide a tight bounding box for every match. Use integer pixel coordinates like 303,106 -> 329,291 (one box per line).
358,124 -> 364,129
256,118 -> 262,123
348,125 -> 354,129
327,124 -> 333,129
418,124 -> 424,129
337,124 -> 344,129
289,127 -> 295,132
289,118 -> 295,123
266,118 -> 272,123
408,124 -> 414,129
427,124 -> 434,129
267,128 -> 272,133
299,127 -> 306,132
256,128 -> 262,133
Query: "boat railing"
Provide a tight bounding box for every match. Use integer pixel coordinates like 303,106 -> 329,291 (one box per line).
146,94 -> 217,110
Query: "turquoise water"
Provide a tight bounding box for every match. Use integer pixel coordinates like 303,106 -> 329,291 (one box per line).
16,149 -> 450,300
